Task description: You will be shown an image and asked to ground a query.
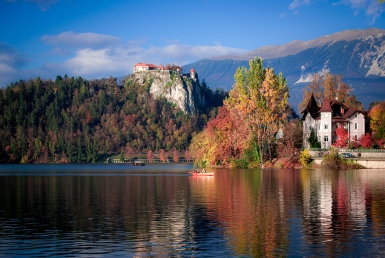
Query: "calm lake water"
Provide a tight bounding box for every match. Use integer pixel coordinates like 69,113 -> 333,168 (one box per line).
0,164 -> 385,257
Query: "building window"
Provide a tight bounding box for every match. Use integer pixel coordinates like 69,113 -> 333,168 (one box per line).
318,124 -> 320,130
355,123 -> 358,130
324,123 -> 328,130
324,113 -> 329,118
354,113 -> 358,118
324,136 -> 328,142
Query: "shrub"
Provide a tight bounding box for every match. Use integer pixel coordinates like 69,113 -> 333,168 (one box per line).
321,148 -> 343,169
300,149 -> 312,167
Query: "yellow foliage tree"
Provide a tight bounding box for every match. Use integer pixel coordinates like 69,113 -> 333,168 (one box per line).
298,72 -> 363,112
225,58 -> 290,164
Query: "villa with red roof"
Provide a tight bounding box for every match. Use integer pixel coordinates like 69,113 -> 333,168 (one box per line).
301,94 -> 368,149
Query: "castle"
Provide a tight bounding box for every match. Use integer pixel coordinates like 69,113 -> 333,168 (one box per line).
133,63 -> 197,80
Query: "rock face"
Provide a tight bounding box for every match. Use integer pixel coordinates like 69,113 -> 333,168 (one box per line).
128,70 -> 205,114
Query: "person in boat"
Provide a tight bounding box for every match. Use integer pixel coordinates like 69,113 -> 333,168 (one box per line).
202,168 -> 206,173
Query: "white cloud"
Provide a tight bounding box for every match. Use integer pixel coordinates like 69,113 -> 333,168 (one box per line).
60,43 -> 247,79
5,0 -> 58,11
289,0 -> 312,10
334,0 -> 385,24
41,31 -> 122,50
0,33 -> 247,86
290,0 -> 384,24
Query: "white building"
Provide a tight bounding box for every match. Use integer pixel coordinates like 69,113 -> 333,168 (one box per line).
301,94 -> 368,149
133,63 -> 158,72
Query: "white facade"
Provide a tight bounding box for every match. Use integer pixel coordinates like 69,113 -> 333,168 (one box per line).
301,95 -> 367,149
319,111 -> 332,149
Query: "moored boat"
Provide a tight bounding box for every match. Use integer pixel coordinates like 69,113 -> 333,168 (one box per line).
132,160 -> 145,166
188,171 -> 214,176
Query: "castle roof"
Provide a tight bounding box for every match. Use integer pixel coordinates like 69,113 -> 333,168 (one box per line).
134,63 -> 158,68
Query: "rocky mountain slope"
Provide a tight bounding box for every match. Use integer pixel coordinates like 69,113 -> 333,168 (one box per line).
182,28 -> 385,111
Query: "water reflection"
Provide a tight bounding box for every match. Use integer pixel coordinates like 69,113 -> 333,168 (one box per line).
0,165 -> 385,257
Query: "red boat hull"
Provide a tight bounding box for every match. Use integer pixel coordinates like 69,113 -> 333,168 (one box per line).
188,171 -> 214,176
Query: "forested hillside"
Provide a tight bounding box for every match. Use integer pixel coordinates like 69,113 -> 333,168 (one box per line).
0,75 -> 224,163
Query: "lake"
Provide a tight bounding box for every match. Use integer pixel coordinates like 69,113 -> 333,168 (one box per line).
0,164 -> 385,257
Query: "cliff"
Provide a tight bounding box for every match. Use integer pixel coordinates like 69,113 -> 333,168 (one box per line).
126,70 -> 205,114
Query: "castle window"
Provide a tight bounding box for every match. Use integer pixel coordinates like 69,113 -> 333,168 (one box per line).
355,123 -> 358,130
324,113 -> 329,118
324,136 -> 328,142
324,123 -> 328,130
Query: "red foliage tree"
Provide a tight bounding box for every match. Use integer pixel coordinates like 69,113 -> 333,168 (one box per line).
359,133 -> 372,148
333,124 -> 349,148
184,149 -> 191,160
159,149 -> 168,162
147,150 -> 155,162
172,150 -> 179,162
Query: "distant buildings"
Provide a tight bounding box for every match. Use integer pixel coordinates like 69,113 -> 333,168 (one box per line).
301,94 -> 368,149
133,63 -> 197,80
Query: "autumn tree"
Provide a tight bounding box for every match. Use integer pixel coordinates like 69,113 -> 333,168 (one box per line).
172,150 -> 179,162
298,72 -> 363,112
191,58 -> 290,167
159,149 -> 168,162
333,124 -> 349,148
369,101 -> 385,143
147,150 -> 155,162
279,119 -> 303,159
359,133 -> 373,149
225,58 -> 290,164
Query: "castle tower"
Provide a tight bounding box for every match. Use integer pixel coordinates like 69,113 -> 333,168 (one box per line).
190,68 -> 196,80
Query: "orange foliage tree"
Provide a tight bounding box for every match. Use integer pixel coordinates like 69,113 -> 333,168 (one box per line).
190,58 -> 290,167
298,72 -> 363,112
369,101 -> 385,146
226,58 -> 289,164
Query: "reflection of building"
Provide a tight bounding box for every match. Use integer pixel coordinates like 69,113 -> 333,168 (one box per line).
301,94 -> 367,149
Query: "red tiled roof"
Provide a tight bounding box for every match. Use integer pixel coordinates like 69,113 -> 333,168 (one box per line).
343,108 -> 357,119
300,94 -> 320,120
190,68 -> 195,73
134,63 -> 158,68
301,94 -> 319,113
319,98 -> 333,112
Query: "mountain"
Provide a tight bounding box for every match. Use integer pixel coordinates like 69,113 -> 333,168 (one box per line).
182,28 -> 385,112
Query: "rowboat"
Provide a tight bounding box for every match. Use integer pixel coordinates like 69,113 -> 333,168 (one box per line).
188,171 -> 214,176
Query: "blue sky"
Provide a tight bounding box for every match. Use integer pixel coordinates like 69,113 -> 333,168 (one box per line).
1,0 -> 384,87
